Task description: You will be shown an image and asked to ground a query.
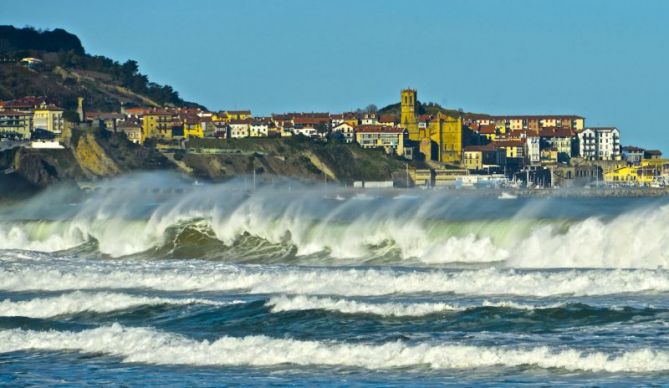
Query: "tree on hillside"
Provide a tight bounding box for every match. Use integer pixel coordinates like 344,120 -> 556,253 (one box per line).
62,110 -> 79,123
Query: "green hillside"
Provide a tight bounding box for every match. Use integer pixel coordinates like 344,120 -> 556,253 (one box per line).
0,26 -> 202,111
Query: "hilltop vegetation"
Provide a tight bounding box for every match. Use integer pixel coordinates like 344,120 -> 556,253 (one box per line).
378,101 -> 488,119
0,26 -> 202,111
0,26 -> 84,54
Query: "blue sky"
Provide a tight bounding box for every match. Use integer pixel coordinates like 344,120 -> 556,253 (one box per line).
3,0 -> 668,150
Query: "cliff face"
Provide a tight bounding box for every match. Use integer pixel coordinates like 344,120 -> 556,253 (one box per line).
73,132 -> 120,177
0,146 -> 86,198
0,129 -> 174,197
182,138 -> 406,184
0,131 -> 408,199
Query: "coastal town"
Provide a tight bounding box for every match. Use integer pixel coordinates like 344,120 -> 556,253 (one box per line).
1,83 -> 667,189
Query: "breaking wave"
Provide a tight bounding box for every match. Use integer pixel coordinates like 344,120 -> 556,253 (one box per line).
1,173 -> 668,268
1,324 -> 668,372
0,291 -> 236,318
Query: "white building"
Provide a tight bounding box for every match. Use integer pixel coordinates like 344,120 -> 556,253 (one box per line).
578,127 -> 621,161
249,120 -> 270,137
525,135 -> 540,165
31,140 -> 63,149
331,122 -> 354,143
229,119 -> 250,138
292,124 -> 318,138
33,102 -> 64,134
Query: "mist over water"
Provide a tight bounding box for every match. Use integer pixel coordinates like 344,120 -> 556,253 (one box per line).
2,172 -> 669,385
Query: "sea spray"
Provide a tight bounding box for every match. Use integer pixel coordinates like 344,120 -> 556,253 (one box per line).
1,173 -> 668,267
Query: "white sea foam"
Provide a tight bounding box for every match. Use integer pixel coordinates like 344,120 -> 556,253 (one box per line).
1,324 -> 667,372
1,259 -> 668,297
266,295 -> 568,316
0,222 -> 87,253
0,291 -> 234,318
479,300 -> 567,310
267,295 -> 460,316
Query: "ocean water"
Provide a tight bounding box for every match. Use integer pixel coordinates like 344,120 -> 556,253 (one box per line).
1,172 -> 669,386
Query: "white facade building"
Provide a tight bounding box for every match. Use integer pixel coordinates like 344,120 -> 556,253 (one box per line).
578,127 -> 621,160
292,125 -> 318,138
525,135 -> 540,165
33,103 -> 64,134
331,122 -> 354,143
249,121 -> 270,137
229,120 -> 250,138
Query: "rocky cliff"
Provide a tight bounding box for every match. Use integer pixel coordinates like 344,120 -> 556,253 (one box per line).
0,131 -> 410,199
0,129 -> 174,198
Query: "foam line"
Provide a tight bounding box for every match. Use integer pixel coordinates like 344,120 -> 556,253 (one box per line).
2,263 -> 668,297
266,295 -> 568,316
1,324 -> 667,372
0,291 -> 236,318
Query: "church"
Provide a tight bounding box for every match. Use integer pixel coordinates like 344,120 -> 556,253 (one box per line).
400,89 -> 463,165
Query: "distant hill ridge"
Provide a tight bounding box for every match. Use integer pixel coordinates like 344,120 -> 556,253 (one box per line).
0,26 -> 84,54
0,25 -> 202,111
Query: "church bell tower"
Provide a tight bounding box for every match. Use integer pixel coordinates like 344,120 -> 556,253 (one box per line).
400,89 -> 418,140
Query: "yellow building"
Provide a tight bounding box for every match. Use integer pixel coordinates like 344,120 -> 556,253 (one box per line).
355,125 -> 406,156
183,117 -> 204,139
211,112 -> 228,123
400,89 -> 463,164
463,148 -> 483,170
33,102 -> 64,134
225,110 -> 252,121
541,148 -> 559,163
142,110 -> 176,139
495,139 -> 524,158
605,160 -> 668,185
462,144 -> 496,170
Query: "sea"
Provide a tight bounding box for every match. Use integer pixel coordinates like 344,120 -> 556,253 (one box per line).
1,172 -> 668,386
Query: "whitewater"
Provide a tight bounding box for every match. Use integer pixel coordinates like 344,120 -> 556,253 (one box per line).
1,173 -> 669,385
